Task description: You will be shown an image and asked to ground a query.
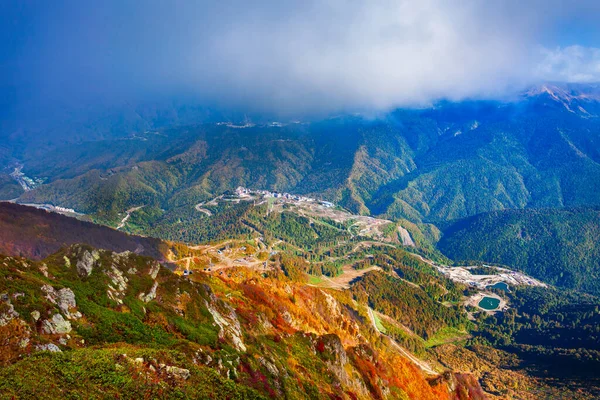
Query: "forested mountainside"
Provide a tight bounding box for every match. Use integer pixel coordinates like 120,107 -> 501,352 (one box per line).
439,207 -> 600,295
0,202 -> 168,261
4,84 -> 600,227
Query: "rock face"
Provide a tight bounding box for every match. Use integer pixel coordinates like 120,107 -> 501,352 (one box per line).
205,298 -> 247,352
398,226 -> 415,247
106,265 -> 128,304
41,285 -> 81,319
139,281 -> 158,303
42,313 -> 72,334
316,333 -> 356,390
75,249 -> 99,277
148,261 -> 161,279
319,334 -> 348,366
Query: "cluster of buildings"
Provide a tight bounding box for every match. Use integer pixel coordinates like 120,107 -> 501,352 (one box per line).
234,187 -> 335,207
10,165 -> 42,192
53,206 -> 77,213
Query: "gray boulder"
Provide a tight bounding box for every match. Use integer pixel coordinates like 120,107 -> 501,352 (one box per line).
36,343 -> 62,353
41,285 -> 81,319
0,301 -> 19,326
42,313 -> 72,334
76,249 -> 99,277
57,288 -> 81,319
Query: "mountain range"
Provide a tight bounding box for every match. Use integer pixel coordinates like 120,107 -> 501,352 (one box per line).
3,84 -> 599,224
2,83 -> 600,398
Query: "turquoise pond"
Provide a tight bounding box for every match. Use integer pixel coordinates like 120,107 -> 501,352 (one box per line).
487,282 -> 509,291
478,296 -> 501,310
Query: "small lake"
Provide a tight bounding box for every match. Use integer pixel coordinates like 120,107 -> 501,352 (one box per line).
487,282 -> 509,292
478,296 -> 501,310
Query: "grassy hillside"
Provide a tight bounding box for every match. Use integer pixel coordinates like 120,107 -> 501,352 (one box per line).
439,207 -> 600,295
0,244 -> 474,399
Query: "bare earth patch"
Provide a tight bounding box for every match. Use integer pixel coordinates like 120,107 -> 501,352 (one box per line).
311,265 -> 381,290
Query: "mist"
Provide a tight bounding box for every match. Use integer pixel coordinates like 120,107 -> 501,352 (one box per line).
3,0 -> 600,120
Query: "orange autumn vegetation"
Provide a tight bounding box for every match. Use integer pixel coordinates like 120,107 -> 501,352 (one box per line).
193,267 -> 463,399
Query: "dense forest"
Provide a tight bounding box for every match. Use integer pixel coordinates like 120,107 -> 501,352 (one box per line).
472,286 -> 600,394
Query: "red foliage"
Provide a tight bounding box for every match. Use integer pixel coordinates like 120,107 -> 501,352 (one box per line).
238,362 -> 277,398
316,340 -> 326,353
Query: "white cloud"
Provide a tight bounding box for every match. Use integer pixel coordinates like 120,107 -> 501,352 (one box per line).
194,1 -> 542,112
13,0 -> 600,115
536,45 -> 600,83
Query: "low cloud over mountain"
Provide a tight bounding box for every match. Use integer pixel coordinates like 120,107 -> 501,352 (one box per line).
2,0 -> 600,117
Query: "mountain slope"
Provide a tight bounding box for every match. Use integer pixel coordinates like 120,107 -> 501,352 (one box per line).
0,244 -> 477,399
2,196 -> 600,398
6,86 -> 600,231
0,202 -> 168,261
439,207 -> 600,295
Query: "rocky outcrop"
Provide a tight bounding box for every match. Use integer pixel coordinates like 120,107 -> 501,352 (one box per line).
318,334 -> 348,366
106,265 -> 128,304
41,285 -> 81,319
75,248 -> 100,277
56,288 -> 81,319
41,313 -> 72,334
398,226 -> 415,247
258,356 -> 279,376
205,298 -> 246,352
0,298 -> 19,326
148,261 -> 161,279
35,343 -> 62,353
163,365 -> 191,380
314,333 -> 370,396
139,281 -> 158,303
118,355 -> 191,380
30,310 -> 41,322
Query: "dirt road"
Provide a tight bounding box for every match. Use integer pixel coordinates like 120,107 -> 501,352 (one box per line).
117,206 -> 145,230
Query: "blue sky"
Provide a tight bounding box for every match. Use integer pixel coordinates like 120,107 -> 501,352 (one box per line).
2,1 -> 600,116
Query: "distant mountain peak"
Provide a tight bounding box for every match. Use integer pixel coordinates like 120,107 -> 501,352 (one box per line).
524,82 -> 600,115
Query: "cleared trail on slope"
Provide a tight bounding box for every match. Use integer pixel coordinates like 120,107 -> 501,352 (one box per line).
117,206 -> 145,230
367,307 -> 438,376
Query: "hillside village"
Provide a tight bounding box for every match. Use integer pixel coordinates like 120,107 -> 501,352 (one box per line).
234,186 -> 334,207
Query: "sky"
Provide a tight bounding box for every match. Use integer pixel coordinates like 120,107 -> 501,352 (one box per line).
2,0 -> 600,119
